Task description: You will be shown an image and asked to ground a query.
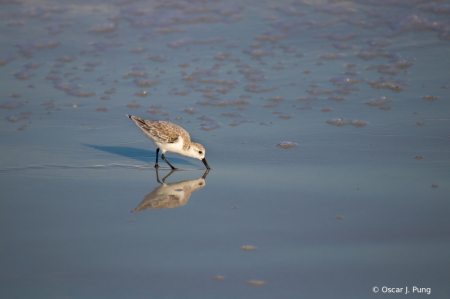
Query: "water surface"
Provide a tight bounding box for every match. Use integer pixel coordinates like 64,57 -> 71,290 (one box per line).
1,0 -> 449,298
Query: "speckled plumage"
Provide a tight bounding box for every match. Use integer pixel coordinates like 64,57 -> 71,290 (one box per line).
128,115 -> 192,150
126,114 -> 210,170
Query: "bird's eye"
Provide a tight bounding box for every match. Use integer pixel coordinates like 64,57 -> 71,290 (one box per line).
199,151 -> 202,154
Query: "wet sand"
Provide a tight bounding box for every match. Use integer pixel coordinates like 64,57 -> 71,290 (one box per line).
1,0 -> 450,298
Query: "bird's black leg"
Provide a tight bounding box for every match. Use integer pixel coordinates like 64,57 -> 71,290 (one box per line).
155,148 -> 160,168
161,154 -> 176,170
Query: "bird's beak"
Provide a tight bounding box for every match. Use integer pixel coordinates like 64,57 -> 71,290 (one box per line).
202,158 -> 210,169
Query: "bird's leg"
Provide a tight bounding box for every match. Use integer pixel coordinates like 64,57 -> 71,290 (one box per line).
162,169 -> 175,183
161,154 -> 176,170
154,148 -> 160,168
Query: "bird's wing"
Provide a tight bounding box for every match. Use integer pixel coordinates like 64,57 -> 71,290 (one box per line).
148,120 -> 191,144
147,120 -> 191,149
129,116 -> 180,141
129,116 -> 191,148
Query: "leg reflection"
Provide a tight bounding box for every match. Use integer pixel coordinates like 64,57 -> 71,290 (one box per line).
155,167 -> 175,184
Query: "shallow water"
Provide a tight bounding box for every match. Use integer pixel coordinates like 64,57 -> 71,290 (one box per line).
1,0 -> 450,298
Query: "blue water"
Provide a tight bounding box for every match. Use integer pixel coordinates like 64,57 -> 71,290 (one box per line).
1,0 -> 449,298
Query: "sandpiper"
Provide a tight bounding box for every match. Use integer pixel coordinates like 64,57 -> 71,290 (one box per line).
126,114 -> 210,170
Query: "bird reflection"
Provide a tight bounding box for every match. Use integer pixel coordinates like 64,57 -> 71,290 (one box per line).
132,169 -> 210,212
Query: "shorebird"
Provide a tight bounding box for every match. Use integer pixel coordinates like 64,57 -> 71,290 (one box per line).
126,114 -> 210,170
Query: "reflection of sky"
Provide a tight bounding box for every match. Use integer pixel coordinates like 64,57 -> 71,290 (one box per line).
1,0 -> 450,298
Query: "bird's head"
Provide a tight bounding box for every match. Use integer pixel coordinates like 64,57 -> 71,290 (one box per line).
188,142 -> 210,169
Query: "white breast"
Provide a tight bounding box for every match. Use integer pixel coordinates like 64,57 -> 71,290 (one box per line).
150,135 -> 185,155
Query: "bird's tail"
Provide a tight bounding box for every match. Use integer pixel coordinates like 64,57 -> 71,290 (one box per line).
126,114 -> 148,129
